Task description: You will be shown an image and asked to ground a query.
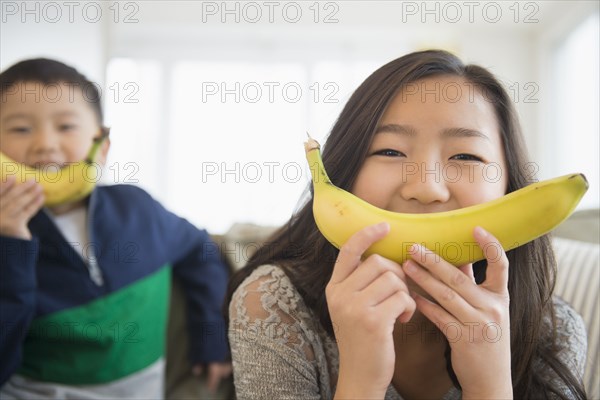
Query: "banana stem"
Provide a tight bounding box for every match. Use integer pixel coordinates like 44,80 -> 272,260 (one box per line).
304,140 -> 320,153
305,138 -> 332,185
85,131 -> 108,164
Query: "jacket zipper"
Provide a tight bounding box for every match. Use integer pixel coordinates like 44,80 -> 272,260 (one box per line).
85,190 -> 104,286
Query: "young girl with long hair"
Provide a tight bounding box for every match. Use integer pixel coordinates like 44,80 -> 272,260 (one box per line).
226,50 -> 587,399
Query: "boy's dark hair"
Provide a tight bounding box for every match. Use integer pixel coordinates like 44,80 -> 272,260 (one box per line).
0,58 -> 103,124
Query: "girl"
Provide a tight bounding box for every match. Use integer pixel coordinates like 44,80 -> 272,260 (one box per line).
226,50 -> 587,399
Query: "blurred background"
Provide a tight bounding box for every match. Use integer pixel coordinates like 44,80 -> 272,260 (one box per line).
2,0 -> 598,234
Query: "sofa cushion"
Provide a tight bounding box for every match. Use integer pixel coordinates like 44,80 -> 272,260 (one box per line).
165,234 -> 236,399
223,223 -> 279,270
552,237 -> 600,398
553,209 -> 600,244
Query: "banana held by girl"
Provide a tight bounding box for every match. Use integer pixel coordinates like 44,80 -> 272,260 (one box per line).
0,133 -> 108,207
305,136 -> 588,266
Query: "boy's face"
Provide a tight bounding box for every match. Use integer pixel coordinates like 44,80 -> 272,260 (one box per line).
0,81 -> 108,168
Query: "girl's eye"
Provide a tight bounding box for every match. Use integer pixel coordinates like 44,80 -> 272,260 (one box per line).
451,153 -> 483,162
373,149 -> 406,157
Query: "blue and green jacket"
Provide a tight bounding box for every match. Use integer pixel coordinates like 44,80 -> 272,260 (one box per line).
0,184 -> 229,385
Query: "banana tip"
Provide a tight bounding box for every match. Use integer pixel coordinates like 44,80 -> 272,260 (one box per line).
567,173 -> 589,190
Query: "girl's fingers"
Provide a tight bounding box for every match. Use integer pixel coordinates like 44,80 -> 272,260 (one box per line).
360,269 -> 409,306
330,222 -> 390,284
458,264 -> 475,283
412,293 -> 456,332
406,244 -> 481,306
403,259 -> 476,322
378,290 -> 416,323
473,227 -> 509,295
345,253 -> 407,292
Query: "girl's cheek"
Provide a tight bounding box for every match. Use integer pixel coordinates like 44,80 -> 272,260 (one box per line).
452,167 -> 506,207
353,175 -> 392,208
477,163 -> 508,200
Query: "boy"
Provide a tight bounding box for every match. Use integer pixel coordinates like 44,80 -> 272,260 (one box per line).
0,59 -> 231,398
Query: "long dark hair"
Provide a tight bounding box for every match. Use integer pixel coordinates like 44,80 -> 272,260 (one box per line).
226,50 -> 586,399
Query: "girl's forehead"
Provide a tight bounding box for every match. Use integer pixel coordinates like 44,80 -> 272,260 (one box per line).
384,79 -> 498,122
377,77 -> 503,149
395,76 -> 485,103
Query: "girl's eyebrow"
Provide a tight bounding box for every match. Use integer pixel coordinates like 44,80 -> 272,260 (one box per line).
375,124 -> 416,136
375,124 -> 489,141
442,127 -> 490,141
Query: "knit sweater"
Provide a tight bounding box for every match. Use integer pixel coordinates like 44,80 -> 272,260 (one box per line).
229,264 -> 587,399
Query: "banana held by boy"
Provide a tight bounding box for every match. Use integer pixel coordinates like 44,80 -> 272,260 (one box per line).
0,135 -> 107,207
305,137 -> 588,266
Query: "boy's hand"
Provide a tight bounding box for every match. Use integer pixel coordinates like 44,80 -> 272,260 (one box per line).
191,362 -> 233,393
0,176 -> 44,240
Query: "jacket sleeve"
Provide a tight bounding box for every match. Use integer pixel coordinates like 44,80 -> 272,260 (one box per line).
0,236 -> 39,385
149,198 -> 230,365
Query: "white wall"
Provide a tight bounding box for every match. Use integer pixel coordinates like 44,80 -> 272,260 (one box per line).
2,0 -> 597,232
102,1 -> 583,166
0,1 -> 107,86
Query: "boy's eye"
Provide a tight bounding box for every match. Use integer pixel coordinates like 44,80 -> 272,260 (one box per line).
59,124 -> 77,131
8,126 -> 31,134
451,153 -> 483,162
373,149 -> 406,157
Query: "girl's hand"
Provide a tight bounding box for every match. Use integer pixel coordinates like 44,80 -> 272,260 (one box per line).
0,176 -> 44,240
403,226 -> 512,399
327,222 -> 416,399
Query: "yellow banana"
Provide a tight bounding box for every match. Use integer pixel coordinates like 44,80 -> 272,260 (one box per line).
305,137 -> 588,266
0,135 -> 107,207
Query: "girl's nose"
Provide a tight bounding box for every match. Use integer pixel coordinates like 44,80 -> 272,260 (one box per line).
399,162 -> 451,205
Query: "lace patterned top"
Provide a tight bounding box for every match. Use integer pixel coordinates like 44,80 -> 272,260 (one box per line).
228,264 -> 587,399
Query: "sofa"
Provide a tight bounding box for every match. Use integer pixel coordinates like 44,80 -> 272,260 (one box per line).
165,209 -> 600,399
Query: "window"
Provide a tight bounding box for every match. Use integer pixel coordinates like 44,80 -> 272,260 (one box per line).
552,13 -> 599,210
103,59 -> 163,197
104,57 -> 380,233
